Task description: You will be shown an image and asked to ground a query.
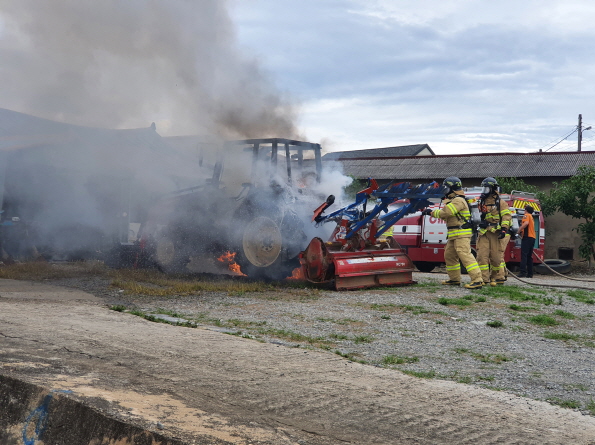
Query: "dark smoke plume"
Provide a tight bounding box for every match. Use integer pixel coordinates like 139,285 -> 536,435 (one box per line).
0,0 -> 298,138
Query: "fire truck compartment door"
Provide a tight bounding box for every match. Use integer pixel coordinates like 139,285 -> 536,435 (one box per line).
422,216 -> 447,243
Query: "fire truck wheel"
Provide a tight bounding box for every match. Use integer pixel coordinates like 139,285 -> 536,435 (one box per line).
414,262 -> 436,273
534,259 -> 571,275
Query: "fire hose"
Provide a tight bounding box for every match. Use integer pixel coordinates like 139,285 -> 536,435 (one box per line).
506,251 -> 595,291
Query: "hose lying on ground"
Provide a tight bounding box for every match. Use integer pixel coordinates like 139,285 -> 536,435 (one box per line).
506,251 -> 595,291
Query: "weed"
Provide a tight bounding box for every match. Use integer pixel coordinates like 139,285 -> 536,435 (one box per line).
352,334 -> 375,344
587,399 -> 595,416
381,355 -> 419,365
438,297 -> 472,307
542,331 -> 578,341
329,333 -> 349,340
454,347 -> 470,354
486,320 -> 503,328
334,350 -> 367,364
399,305 -> 430,314
528,314 -> 559,326
565,290 -> 595,305
110,305 -> 127,312
471,353 -> 511,364
380,314 -> 391,320
553,309 -> 575,320
547,398 -> 581,409
479,285 -> 553,305
402,369 -> 436,379
509,304 -> 534,312
456,375 -> 473,384
476,375 -> 495,382
227,319 -> 267,328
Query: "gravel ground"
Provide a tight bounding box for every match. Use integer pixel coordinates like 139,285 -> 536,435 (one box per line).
50,265 -> 595,417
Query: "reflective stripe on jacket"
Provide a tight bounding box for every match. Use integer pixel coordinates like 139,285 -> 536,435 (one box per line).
431,195 -> 472,239
479,196 -> 512,235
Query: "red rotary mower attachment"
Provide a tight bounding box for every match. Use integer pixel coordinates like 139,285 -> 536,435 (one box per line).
299,180 -> 446,291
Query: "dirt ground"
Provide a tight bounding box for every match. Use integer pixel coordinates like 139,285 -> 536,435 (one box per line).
2,278 -> 595,444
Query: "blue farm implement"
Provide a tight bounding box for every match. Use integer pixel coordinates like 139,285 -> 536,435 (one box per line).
299,180 -> 446,290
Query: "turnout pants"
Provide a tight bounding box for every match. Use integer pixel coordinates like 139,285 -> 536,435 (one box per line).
477,232 -> 508,282
444,236 -> 483,283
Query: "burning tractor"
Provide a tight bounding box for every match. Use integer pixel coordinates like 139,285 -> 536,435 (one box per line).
134,138 -> 323,280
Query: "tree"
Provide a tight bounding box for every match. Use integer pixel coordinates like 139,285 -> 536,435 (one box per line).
495,177 -> 538,195
343,176 -> 368,200
538,165 -> 595,265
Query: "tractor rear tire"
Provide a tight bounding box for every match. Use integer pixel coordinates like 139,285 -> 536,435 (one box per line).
154,235 -> 190,274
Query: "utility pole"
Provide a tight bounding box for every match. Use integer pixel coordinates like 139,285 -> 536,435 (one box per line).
578,114 -> 592,152
578,114 -> 583,152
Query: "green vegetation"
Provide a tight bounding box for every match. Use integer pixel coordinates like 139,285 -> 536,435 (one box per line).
352,334 -> 375,344
553,309 -> 575,320
496,177 -> 539,195
566,290 -> 595,305
508,304 -> 534,312
437,297 -> 473,306
528,314 -> 559,326
478,285 -> 554,305
381,355 -> 419,365
486,320 -> 503,328
547,398 -> 581,410
401,369 -> 436,379
542,331 -> 578,341
538,165 -> 595,263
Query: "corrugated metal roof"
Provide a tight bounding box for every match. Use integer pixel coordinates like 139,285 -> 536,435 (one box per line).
322,144 -> 433,160
327,151 -> 595,179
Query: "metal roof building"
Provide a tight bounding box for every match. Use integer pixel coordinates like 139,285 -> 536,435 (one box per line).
322,144 -> 434,160
328,151 -> 595,181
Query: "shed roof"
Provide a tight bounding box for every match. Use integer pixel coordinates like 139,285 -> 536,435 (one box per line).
322,144 -> 434,160
327,151 -> 595,180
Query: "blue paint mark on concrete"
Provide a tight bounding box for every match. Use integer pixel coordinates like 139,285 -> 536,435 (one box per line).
22,394 -> 52,445
22,389 -> 72,444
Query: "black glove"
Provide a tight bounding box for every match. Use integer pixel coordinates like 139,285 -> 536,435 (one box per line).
421,209 -> 432,216
498,228 -> 507,239
478,220 -> 488,229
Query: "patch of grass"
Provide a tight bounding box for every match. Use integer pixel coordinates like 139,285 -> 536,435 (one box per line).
380,314 -> 391,320
399,305 -> 430,314
479,285 -> 554,305
401,369 -> 436,379
509,304 -> 534,312
553,309 -> 575,320
587,399 -> 595,416
329,333 -> 349,340
476,375 -> 495,382
227,319 -> 267,328
528,314 -> 559,326
471,353 -> 511,364
437,297 -> 472,307
542,331 -> 578,341
257,327 -> 329,346
0,260 -> 109,280
547,398 -> 581,409
486,320 -> 503,328
454,347 -> 470,354
109,305 -> 127,312
381,355 -> 419,365
334,350 -> 367,364
352,334 -> 375,344
565,290 -> 595,305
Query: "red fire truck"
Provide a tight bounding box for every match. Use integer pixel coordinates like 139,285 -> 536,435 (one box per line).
391,188 -> 544,273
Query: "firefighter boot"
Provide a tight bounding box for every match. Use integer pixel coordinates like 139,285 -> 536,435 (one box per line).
464,281 -> 484,289
441,280 -> 461,286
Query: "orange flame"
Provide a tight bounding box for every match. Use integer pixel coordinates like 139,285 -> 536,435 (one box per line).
217,251 -> 246,276
287,267 -> 305,280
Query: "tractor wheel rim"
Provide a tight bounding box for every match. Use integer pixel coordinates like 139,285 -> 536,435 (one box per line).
242,216 -> 282,267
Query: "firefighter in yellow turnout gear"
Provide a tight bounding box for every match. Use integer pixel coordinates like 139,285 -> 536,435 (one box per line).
476,177 -> 512,286
422,177 -> 484,289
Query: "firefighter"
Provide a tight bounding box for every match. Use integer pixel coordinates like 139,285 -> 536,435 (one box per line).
422,177 -> 483,289
476,177 -> 512,286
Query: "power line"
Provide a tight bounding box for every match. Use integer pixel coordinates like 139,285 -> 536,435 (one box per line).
543,127 -> 578,152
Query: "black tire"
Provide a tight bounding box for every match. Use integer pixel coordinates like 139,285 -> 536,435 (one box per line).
414,261 -> 436,273
153,234 -> 190,274
534,259 -> 572,275
235,212 -> 305,281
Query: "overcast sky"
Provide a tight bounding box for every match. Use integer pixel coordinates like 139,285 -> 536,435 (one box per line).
229,0 -> 595,155
2,1 -> 594,156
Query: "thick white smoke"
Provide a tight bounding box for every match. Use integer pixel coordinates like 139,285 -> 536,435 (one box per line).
0,0 -> 298,138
